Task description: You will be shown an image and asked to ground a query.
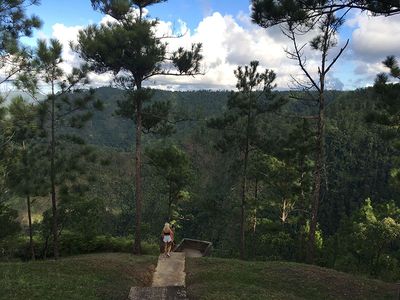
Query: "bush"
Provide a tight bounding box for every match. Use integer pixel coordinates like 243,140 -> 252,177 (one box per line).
0,232 -> 159,260
141,240 -> 159,255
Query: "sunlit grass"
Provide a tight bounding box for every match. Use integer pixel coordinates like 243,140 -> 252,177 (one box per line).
186,257 -> 398,300
0,253 -> 157,300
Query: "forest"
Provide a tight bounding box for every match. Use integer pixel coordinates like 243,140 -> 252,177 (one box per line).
1,0 -> 400,290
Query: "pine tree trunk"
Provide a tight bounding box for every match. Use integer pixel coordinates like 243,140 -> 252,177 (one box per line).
252,179 -> 258,258
307,84 -> 325,264
50,87 -> 59,260
133,84 -> 143,255
240,114 -> 251,260
27,194 -> 35,260
240,157 -> 247,260
168,182 -> 172,221
253,179 -> 258,234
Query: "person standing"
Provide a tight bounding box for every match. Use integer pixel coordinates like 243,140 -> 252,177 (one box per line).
161,223 -> 172,257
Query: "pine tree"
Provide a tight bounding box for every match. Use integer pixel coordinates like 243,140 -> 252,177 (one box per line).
269,12 -> 349,264
146,144 -> 192,220
0,0 -> 41,85
367,56 -> 400,184
251,0 -> 400,28
6,96 -> 47,260
73,0 -> 202,254
208,61 -> 276,259
16,39 -> 102,259
0,98 -> 21,240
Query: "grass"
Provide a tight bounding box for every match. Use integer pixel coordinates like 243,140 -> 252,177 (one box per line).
0,253 -> 157,300
186,257 -> 399,300
2,252 -> 398,300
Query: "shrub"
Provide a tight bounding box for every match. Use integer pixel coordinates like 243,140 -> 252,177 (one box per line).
0,232 -> 159,260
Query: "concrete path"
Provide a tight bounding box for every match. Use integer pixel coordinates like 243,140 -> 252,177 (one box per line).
152,252 -> 186,287
182,248 -> 202,258
128,252 -> 187,299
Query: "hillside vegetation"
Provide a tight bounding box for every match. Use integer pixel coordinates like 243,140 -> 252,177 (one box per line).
2,87 -> 400,281
186,257 -> 398,300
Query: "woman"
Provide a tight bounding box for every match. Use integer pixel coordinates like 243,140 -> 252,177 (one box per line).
161,222 -> 172,257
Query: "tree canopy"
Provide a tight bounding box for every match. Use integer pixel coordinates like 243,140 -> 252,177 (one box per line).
251,0 -> 400,27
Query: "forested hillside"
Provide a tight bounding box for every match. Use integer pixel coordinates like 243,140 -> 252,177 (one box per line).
78,87 -> 230,149
3,86 -> 399,281
1,1 -> 400,294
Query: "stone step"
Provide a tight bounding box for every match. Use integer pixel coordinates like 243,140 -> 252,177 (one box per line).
128,286 -> 188,300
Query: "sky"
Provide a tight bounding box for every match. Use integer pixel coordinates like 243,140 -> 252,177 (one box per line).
19,0 -> 400,91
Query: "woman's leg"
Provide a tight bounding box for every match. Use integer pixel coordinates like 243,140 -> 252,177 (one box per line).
167,242 -> 172,256
164,242 -> 168,256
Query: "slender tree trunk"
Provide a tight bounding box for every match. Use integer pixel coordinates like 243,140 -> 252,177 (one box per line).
252,179 -> 258,258
240,109 -> 251,259
168,182 -> 172,221
307,83 -> 325,264
253,179 -> 258,234
307,13 -> 333,264
50,83 -> 59,259
43,233 -> 49,259
133,83 -> 143,255
240,150 -> 248,260
26,194 -> 35,260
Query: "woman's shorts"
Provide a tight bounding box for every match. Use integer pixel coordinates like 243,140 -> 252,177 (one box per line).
163,235 -> 172,243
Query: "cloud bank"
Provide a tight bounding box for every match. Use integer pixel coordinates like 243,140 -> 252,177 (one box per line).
44,8 -> 400,91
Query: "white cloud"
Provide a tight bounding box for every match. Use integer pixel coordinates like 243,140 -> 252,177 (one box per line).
345,12 -> 400,87
44,10 -> 367,91
148,12 -> 329,90
51,23 -> 85,74
350,13 -> 400,62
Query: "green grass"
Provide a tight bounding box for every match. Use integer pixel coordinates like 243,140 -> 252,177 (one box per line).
2,253 -> 398,300
0,253 -> 157,300
186,257 -> 398,300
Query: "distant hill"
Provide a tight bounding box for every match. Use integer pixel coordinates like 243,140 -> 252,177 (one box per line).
4,86 -> 367,150
0,90 -> 46,103
80,87 -> 230,149
80,87 -> 362,150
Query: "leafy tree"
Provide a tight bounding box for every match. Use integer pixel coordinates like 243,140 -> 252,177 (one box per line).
251,0 -> 400,27
335,199 -> 400,277
0,204 -> 20,239
16,39 -> 101,259
146,144 -> 192,220
73,0 -> 203,254
208,61 -> 276,259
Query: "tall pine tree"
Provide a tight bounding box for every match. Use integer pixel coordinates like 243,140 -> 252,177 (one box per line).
73,0 -> 202,254
208,61 -> 276,259
16,39 -> 101,259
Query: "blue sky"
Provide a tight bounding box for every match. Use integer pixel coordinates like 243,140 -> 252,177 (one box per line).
26,0 -> 250,37
22,1 -> 400,91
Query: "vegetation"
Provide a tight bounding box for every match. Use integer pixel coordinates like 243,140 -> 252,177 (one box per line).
186,257 -> 397,300
0,253 -> 156,300
251,0 -> 400,27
